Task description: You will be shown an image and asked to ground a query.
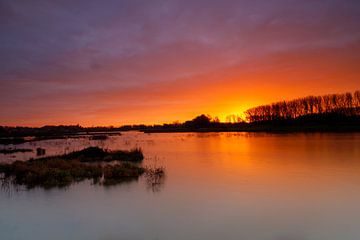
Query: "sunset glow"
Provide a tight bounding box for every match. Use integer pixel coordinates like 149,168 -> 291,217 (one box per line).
1,0 -> 359,126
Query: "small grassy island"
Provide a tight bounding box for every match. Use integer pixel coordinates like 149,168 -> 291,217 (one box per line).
0,147 -> 162,189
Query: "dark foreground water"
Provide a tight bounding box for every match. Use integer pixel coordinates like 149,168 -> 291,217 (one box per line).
1,132 -> 360,240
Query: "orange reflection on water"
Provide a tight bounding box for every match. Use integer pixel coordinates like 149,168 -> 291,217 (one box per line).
1,132 -> 360,239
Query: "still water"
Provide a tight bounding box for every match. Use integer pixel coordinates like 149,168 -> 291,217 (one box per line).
1,132 -> 360,240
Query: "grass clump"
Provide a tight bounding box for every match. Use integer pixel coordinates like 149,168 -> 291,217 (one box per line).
105,148 -> 144,162
0,159 -> 103,189
144,166 -> 165,192
63,147 -> 144,162
0,147 -> 145,189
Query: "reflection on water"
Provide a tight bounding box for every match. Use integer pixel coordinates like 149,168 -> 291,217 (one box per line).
1,132 -> 360,240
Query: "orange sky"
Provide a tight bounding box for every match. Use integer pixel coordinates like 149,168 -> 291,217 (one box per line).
0,0 -> 359,126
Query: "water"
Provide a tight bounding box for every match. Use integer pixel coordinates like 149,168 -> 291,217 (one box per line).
1,132 -> 360,240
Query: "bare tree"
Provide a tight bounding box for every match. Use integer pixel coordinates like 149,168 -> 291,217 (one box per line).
245,91 -> 360,122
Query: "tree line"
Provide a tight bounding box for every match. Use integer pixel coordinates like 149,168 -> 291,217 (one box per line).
245,91 -> 360,122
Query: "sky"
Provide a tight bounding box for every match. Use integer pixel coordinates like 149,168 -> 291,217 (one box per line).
0,0 -> 359,126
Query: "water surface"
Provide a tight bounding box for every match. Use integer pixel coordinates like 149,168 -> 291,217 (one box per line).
1,132 -> 360,240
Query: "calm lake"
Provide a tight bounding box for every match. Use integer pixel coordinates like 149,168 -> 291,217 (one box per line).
1,132 -> 360,240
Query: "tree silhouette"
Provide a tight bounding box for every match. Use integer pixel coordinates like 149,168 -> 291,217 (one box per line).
245,91 -> 360,122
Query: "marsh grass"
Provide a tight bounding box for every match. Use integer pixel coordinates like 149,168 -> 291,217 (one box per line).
0,147 -> 146,189
144,165 -> 165,192
63,147 -> 144,162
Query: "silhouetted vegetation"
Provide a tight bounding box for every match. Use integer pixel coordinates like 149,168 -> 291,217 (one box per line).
63,147 -> 144,162
0,137 -> 26,145
0,91 -> 359,135
0,125 -> 120,141
245,91 -> 360,122
144,165 -> 165,193
0,125 -> 84,138
184,114 -> 219,128
0,148 -> 33,154
0,147 -> 146,189
0,158 -> 103,188
140,91 -> 360,133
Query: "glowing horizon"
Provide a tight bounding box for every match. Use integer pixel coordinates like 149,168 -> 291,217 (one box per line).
1,0 -> 359,127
